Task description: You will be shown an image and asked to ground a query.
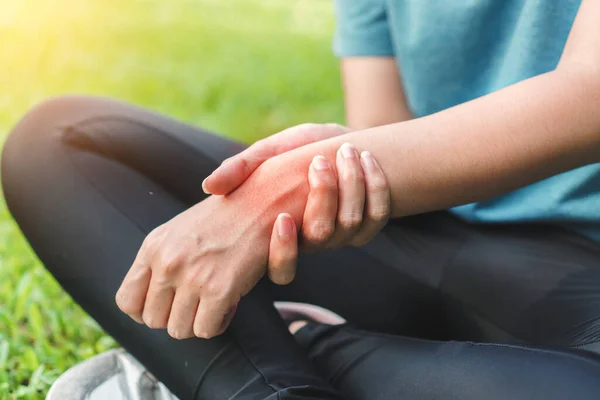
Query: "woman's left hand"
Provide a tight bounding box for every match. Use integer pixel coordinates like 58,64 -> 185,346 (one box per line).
267,143 -> 391,285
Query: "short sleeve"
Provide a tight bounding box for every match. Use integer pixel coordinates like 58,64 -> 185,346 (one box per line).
333,0 -> 394,57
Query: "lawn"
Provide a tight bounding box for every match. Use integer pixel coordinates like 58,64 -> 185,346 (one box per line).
0,1 -> 343,397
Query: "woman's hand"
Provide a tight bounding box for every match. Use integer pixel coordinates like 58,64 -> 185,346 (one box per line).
202,123 -> 350,195
267,144 -> 391,285
115,150 -> 313,340
115,195 -> 270,339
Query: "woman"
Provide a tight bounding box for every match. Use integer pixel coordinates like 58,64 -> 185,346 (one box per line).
5,0 -> 600,399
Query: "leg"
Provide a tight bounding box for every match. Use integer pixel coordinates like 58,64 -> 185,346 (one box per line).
288,221 -> 600,399
272,212 -> 468,339
294,322 -> 600,400
2,96 -> 340,400
278,210 -> 600,350
440,221 -> 600,350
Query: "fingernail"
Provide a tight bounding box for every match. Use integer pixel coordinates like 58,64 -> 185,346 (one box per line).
340,143 -> 357,159
312,155 -> 329,171
360,151 -> 375,170
277,214 -> 295,240
202,177 -> 212,194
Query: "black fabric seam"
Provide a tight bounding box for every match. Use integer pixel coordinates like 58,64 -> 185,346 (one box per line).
59,128 -> 153,235
65,114 -> 225,164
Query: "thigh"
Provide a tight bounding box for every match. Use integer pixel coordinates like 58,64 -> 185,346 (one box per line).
272,212 -> 469,339
2,96 -> 340,400
440,222 -> 600,350
295,323 -> 600,400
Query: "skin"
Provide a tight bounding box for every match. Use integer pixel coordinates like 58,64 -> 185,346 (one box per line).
267,145 -> 391,285
118,0 -> 600,339
201,123 -> 392,285
205,57 -> 411,282
341,57 -> 412,129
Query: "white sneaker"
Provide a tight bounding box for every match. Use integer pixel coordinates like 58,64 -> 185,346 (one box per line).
273,301 -> 346,325
46,349 -> 178,400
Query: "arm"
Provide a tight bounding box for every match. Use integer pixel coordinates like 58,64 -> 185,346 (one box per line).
335,0 -> 411,129
117,1 -> 600,340
342,57 -> 412,129
263,0 -> 600,219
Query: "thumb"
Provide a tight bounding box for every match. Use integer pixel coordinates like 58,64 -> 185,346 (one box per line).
203,123 -> 350,195
267,213 -> 298,285
202,156 -> 254,195
203,140 -> 274,195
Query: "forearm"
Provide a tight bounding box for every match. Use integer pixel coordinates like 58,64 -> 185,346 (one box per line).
271,68 -> 600,220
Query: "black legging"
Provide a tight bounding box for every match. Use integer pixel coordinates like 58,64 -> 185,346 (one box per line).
4,96 -> 600,400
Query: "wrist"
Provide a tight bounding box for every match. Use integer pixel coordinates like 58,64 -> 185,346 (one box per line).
226,154 -> 310,232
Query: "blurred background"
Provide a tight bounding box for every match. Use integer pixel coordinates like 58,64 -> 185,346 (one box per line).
0,0 -> 343,397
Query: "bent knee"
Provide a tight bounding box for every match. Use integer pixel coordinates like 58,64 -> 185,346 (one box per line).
2,94 -> 114,162
2,96 -> 97,206
3,96 -> 85,158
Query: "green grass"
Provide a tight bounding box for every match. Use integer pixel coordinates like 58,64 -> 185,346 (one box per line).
0,1 -> 343,397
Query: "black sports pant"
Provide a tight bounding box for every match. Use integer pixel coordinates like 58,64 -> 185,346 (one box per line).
4,96 -> 600,399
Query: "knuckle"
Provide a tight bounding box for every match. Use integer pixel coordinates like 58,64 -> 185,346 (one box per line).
138,236 -> 156,259
144,316 -> 166,330
338,212 -> 363,229
202,279 -> 234,300
305,220 -> 335,243
202,280 -> 222,298
250,139 -> 265,150
289,123 -> 316,136
368,177 -> 389,193
341,168 -> 365,185
299,123 -> 318,131
368,206 -> 390,222
168,328 -> 190,340
115,292 -> 135,314
326,123 -> 349,133
311,176 -> 336,192
145,227 -> 164,246
157,252 -> 183,277
138,228 -> 164,261
194,327 -> 216,340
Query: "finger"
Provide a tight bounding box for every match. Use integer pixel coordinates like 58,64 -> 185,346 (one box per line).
202,155 -> 254,195
202,138 -> 280,195
301,156 -> 337,251
330,143 -> 365,247
203,124 -> 350,195
142,278 -> 175,329
268,213 -> 298,285
116,256 -> 152,324
167,289 -> 200,340
194,296 -> 235,339
351,151 -> 391,246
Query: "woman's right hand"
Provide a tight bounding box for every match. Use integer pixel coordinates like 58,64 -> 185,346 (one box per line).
267,143 -> 391,285
202,123 -> 350,195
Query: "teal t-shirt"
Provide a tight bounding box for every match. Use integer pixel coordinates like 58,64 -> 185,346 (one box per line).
334,0 -> 600,241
